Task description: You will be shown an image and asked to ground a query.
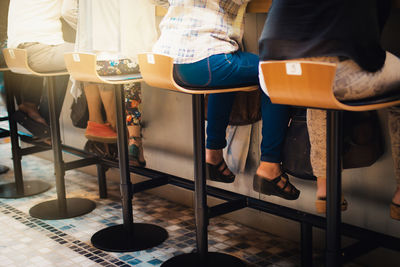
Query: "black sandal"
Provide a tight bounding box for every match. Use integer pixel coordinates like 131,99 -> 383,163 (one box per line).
206,159 -> 235,183
253,172 -> 300,200
12,110 -> 50,139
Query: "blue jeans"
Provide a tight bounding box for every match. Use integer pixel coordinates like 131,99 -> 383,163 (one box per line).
174,51 -> 289,163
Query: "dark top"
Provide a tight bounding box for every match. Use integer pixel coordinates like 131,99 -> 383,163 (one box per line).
259,0 -> 391,72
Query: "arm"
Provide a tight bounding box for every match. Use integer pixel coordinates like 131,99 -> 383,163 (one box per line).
61,0 -> 78,30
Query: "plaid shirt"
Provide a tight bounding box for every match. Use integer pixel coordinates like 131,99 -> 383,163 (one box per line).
152,0 -> 250,64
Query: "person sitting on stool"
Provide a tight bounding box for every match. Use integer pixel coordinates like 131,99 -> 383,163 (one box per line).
151,0 -> 300,200
258,0 -> 400,219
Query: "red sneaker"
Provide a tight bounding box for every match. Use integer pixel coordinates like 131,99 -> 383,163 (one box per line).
85,121 -> 117,143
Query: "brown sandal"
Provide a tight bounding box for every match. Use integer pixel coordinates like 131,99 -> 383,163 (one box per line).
390,202 -> 400,220
315,196 -> 348,214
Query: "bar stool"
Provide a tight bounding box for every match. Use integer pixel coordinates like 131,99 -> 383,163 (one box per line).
64,52 -> 168,252
259,60 -> 400,267
0,65 -> 51,198
138,53 -> 258,267
3,48 -> 96,219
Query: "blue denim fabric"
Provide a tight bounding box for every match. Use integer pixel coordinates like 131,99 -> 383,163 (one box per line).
174,51 -> 289,163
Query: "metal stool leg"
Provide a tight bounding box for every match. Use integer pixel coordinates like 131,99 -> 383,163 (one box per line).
162,94 -> 245,267
326,110 -> 343,267
29,76 -> 95,219
301,222 -> 313,267
96,164 -> 107,199
91,84 -> 168,252
0,71 -> 50,198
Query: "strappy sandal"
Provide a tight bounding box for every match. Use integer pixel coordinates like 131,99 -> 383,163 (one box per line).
253,172 -> 300,200
128,136 -> 146,167
390,202 -> 400,220
206,159 -> 235,183
315,196 -> 348,214
12,110 -> 50,139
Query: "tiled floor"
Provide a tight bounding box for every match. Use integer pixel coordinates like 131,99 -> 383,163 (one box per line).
0,142 -> 304,267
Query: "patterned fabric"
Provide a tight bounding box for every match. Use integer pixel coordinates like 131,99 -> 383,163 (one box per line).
306,53 -> 400,178
124,83 -> 142,126
152,0 -> 250,64
96,59 -> 139,76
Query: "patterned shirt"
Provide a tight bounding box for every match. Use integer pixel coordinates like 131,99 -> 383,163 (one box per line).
152,0 -> 250,64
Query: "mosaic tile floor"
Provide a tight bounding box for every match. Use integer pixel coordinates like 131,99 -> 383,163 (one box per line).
0,142 -> 306,267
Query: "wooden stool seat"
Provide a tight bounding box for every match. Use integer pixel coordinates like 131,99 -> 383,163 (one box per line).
0,67 -> 9,72
64,52 -> 168,253
259,60 -> 400,111
2,47 -> 95,219
3,48 -> 68,76
138,52 -> 257,267
259,60 -> 400,267
64,52 -> 142,84
138,52 -> 257,94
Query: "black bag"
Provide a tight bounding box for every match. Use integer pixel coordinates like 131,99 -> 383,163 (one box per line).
281,108 -> 384,180
70,92 -> 89,129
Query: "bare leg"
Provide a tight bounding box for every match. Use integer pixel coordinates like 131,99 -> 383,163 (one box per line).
99,85 -> 116,130
206,149 -> 233,176
84,84 -> 103,125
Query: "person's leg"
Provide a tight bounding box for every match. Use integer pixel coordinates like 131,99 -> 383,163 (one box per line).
388,106 -> 400,219
83,83 -> 117,143
24,42 -> 74,72
98,84 -> 116,130
255,93 -> 296,196
84,83 -> 103,125
174,51 -> 259,179
308,53 -> 400,212
125,83 -> 146,166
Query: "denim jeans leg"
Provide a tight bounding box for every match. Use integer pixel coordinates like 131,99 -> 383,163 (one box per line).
174,51 -> 260,150
206,92 -> 236,149
260,92 -> 290,163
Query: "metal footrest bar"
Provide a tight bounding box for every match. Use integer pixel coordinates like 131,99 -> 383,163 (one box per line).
64,157 -> 98,171
208,198 -> 247,219
20,146 -> 52,156
0,128 -> 9,138
132,176 -> 169,194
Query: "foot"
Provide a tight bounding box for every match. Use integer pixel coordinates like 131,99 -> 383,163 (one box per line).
85,121 -> 117,143
18,102 -> 47,126
206,149 -> 234,177
256,161 -> 293,194
128,136 -> 146,167
392,186 -> 400,206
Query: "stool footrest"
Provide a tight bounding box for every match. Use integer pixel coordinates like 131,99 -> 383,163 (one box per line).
63,157 -> 98,171
208,198 -> 247,218
132,175 -> 169,194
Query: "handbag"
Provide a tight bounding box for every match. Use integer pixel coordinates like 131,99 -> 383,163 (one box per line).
281,108 -> 384,180
70,91 -> 89,129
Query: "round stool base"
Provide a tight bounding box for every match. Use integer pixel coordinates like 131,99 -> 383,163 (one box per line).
29,198 -> 96,219
161,252 -> 246,267
91,224 -> 168,252
0,180 -> 50,198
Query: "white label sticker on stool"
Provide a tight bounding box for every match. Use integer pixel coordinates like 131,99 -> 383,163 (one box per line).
8,49 -> 15,58
285,62 -> 302,76
147,54 -> 155,64
73,53 -> 80,62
